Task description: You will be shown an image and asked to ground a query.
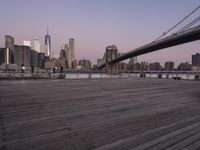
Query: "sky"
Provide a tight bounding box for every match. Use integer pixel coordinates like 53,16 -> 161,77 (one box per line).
0,0 -> 200,66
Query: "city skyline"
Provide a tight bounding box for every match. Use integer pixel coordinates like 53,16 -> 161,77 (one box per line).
0,0 -> 200,65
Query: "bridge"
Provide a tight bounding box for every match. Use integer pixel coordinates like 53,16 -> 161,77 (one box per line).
98,25 -> 200,71
98,6 -> 200,73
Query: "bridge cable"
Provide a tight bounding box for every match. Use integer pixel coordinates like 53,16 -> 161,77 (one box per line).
176,16 -> 200,33
154,6 -> 200,41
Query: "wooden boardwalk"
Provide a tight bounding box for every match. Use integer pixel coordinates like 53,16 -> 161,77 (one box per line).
0,78 -> 200,150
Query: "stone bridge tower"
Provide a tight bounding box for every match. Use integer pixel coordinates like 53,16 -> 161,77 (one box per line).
105,45 -> 118,74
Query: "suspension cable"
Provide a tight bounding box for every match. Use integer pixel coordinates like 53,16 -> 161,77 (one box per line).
176,16 -> 200,33
154,6 -> 200,41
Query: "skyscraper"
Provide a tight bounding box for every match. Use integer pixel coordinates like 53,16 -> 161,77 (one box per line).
69,38 -> 75,62
44,28 -> 51,58
33,38 -> 40,52
65,44 -> 71,68
60,49 -> 66,59
5,35 -> 14,50
5,35 -> 14,64
192,53 -> 200,66
150,62 -> 161,71
38,52 -> 45,68
14,45 -> 31,67
0,48 -> 6,65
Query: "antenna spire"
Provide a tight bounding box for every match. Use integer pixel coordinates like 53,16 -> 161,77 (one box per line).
47,26 -> 49,34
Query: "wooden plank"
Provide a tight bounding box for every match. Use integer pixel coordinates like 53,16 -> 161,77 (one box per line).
0,78 -> 199,150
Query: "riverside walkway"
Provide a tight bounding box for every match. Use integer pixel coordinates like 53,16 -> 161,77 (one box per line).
0,78 -> 200,150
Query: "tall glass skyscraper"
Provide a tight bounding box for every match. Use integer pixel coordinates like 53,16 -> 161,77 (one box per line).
44,28 -> 51,58
69,38 -> 75,62
33,38 -> 40,53
5,35 -> 14,64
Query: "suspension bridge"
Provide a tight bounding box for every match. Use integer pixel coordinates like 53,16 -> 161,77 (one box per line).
98,6 -> 200,73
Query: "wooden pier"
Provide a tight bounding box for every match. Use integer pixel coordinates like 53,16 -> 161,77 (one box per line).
0,78 -> 200,150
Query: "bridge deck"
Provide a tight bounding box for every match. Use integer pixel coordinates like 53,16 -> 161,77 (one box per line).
0,78 -> 200,150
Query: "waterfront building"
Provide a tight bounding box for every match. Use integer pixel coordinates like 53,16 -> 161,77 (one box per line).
5,35 -> 14,64
0,48 -> 6,65
150,62 -> 162,71
45,58 -> 67,70
118,62 -> 129,71
134,63 -> 141,70
129,57 -> 139,70
141,61 -> 149,71
192,66 -> 200,71
128,62 -> 141,71
178,62 -> 192,71
37,52 -> 45,69
44,28 -> 51,58
78,59 -> 92,70
14,45 -> 31,68
164,61 -> 174,71
31,50 -> 38,68
192,53 -> 200,66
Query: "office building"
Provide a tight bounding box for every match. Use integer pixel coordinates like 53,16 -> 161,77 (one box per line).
192,53 -> 200,66
134,63 -> 141,70
38,52 -> 45,68
44,28 -> 51,58
69,38 -> 75,62
118,62 -> 129,71
178,62 -> 192,71
0,48 -> 11,65
23,40 -> 31,47
150,62 -> 161,71
5,35 -> 14,50
33,38 -> 40,52
5,35 -> 14,64
60,49 -> 66,59
31,50 -> 38,67
65,44 -> 71,68
78,59 -> 92,70
164,61 -> 174,71
129,57 -> 139,70
0,48 -> 6,65
141,62 -> 149,71
14,45 -> 31,67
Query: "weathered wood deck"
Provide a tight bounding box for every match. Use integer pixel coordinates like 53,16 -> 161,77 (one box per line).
0,78 -> 200,150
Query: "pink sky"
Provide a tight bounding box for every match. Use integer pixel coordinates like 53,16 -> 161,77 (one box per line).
0,0 -> 199,66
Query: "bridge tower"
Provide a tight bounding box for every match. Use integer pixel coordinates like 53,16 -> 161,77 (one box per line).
105,45 -> 118,74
